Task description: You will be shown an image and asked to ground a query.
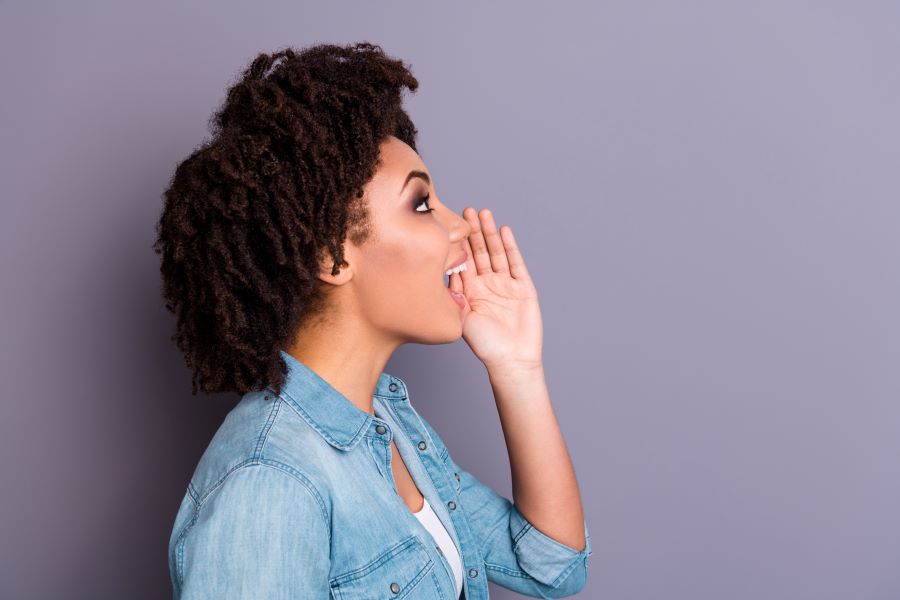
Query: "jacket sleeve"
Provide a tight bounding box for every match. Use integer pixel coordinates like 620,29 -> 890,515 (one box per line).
172,463 -> 332,599
418,415 -> 593,598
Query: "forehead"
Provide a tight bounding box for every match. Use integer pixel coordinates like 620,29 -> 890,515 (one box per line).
377,135 -> 428,179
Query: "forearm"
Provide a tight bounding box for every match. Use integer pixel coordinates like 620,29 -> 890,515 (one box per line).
485,362 -> 587,552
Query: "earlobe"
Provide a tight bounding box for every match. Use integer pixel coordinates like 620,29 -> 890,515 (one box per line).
317,257 -> 352,286
316,240 -> 358,286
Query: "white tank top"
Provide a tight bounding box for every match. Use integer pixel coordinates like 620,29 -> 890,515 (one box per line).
412,495 -> 464,598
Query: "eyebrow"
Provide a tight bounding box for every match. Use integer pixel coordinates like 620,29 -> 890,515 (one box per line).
400,170 -> 431,193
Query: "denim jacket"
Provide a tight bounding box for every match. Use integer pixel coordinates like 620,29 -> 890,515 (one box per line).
168,350 -> 592,599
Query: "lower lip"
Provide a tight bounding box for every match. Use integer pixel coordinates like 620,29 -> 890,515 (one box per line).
447,287 -> 466,309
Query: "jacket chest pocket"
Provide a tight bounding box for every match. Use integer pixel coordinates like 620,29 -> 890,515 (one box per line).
330,534 -> 445,600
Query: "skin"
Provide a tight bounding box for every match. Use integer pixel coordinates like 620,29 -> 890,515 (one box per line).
287,134 -> 587,551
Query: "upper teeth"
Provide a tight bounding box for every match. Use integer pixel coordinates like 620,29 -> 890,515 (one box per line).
445,263 -> 467,276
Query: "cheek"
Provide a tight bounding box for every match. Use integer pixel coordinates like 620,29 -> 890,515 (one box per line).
373,236 -> 443,289
356,231 -> 447,319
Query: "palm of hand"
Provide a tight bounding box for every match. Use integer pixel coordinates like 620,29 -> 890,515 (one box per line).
448,207 -> 544,369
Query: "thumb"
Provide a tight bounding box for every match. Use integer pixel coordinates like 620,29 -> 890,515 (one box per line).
448,271 -> 469,311
449,270 -> 464,294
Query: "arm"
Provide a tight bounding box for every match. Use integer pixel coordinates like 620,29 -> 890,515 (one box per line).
172,464 -> 331,599
487,362 -> 588,554
445,206 -> 593,596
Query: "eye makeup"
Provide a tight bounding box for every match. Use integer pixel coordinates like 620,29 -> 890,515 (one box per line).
414,193 -> 435,213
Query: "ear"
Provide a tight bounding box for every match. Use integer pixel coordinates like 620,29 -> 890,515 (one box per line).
316,247 -> 353,287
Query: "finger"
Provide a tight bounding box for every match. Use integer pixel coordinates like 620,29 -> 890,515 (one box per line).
463,207 -> 493,276
499,224 -> 531,281
478,208 -> 510,275
459,235 -> 475,287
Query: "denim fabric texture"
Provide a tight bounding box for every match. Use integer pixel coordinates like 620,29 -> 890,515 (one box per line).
168,350 -> 592,599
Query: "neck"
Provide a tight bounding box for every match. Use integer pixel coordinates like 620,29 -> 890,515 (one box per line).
285,311 -> 401,416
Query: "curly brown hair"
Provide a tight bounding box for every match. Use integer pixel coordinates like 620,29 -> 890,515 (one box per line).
153,41 -> 420,397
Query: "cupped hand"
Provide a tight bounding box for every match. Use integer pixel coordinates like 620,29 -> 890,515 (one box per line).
448,207 -> 543,370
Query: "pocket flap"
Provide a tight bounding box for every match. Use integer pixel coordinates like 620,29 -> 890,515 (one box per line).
330,534 -> 439,600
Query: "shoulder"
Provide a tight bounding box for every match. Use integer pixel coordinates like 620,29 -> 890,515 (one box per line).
186,390 -> 331,512
170,461 -> 332,597
196,461 -> 328,527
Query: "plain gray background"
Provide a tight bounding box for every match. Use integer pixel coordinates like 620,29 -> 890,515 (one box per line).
1,1 -> 898,598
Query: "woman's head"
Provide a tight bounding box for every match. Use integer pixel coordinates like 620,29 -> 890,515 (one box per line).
154,42 -> 467,397
321,134 -> 472,351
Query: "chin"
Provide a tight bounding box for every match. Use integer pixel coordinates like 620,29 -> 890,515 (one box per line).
409,317 -> 464,345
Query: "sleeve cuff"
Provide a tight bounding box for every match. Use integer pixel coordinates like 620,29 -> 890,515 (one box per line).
509,503 -> 593,588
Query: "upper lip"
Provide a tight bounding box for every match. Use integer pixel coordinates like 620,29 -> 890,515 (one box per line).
444,253 -> 468,272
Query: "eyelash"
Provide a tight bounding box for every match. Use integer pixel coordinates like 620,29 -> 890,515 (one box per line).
414,193 -> 435,213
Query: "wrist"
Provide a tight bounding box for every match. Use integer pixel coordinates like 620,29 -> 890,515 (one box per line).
484,359 -> 545,381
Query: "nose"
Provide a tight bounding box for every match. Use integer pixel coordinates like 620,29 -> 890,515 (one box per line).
447,207 -> 472,243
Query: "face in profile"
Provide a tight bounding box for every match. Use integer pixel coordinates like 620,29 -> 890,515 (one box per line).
321,135 -> 472,345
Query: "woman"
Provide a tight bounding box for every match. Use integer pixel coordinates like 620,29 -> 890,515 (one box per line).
155,41 -> 591,599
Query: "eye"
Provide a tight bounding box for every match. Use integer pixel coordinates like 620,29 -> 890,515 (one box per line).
414,193 -> 435,213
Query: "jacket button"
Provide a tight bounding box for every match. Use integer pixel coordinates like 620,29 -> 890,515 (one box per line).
418,441 -> 427,451
447,500 -> 456,510
468,568 -> 478,578
436,545 -> 444,556
376,424 -> 387,435
390,582 -> 400,593
389,382 -> 399,392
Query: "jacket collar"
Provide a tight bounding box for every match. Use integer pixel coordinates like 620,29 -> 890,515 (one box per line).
271,349 -> 408,451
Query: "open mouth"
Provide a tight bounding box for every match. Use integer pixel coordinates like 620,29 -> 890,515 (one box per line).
443,262 -> 468,286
